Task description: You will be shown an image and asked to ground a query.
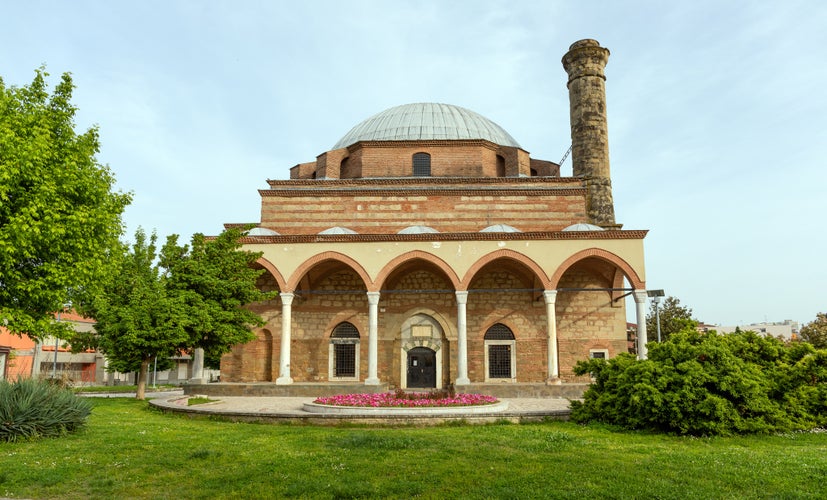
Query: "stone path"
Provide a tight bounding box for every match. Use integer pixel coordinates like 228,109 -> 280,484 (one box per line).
148,394 -> 573,425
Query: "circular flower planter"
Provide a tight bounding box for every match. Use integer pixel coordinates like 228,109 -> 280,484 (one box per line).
304,392 -> 508,415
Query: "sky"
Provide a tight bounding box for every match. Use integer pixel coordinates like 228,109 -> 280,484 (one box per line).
2,1 -> 826,327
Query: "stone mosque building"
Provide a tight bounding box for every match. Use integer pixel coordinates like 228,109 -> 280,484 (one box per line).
216,40 -> 650,395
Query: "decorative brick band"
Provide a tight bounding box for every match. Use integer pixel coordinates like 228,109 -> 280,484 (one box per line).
240,230 -> 648,244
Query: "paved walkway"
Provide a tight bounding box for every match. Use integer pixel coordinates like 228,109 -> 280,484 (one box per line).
148,394 -> 573,425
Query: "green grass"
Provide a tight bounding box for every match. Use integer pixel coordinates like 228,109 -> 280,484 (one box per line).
73,384 -> 177,394
187,396 -> 218,406
1,399 -> 825,499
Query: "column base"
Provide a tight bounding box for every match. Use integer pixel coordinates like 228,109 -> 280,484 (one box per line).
188,378 -> 208,385
455,377 -> 471,386
546,377 -> 562,386
275,376 -> 293,385
365,377 -> 381,386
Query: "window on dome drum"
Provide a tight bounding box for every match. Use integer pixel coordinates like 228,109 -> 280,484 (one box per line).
413,153 -> 431,176
329,322 -> 360,379
484,323 -> 516,381
496,155 -> 506,177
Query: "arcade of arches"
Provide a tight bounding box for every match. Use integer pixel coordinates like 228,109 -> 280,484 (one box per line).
220,240 -> 649,388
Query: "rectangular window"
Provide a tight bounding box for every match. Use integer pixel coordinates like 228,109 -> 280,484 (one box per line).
488,345 -> 512,378
334,343 -> 356,377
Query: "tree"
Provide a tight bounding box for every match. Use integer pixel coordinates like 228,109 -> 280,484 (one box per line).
800,312 -> 827,349
646,295 -> 697,343
160,228 -> 275,363
0,69 -> 131,340
75,229 -> 191,400
74,228 -> 272,399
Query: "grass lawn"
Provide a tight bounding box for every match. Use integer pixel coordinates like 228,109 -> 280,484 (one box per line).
1,399 -> 826,499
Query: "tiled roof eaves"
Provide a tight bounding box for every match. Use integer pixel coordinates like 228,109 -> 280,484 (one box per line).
267,176 -> 580,188
259,187 -> 587,197
238,230 -> 648,244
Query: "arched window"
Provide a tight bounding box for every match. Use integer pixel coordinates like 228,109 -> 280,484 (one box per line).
496,155 -> 506,177
329,322 -> 360,380
413,152 -> 431,177
484,323 -> 516,381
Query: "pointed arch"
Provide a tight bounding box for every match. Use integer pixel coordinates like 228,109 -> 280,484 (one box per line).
255,257 -> 287,291
287,251 -> 374,291
374,250 -> 461,291
550,248 -> 644,290
461,249 -> 551,289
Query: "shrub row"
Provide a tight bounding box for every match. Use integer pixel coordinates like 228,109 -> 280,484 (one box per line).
571,329 -> 827,435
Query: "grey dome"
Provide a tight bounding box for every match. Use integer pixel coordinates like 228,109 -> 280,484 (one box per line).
333,103 -> 521,149
398,225 -> 439,234
562,223 -> 605,232
318,226 -> 358,235
481,224 -> 522,233
245,227 -> 280,236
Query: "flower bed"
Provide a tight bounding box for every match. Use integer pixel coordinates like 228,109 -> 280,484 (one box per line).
313,392 -> 498,408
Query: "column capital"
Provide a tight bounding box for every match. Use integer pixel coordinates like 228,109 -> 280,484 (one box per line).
366,291 -> 381,305
455,290 -> 468,304
633,290 -> 648,303
280,292 -> 295,306
543,290 -> 558,305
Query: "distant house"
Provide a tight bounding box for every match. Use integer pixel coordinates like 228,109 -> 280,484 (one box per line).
0,312 -> 210,385
714,320 -> 800,341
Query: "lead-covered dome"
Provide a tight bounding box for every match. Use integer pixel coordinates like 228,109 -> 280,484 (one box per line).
333,103 -> 521,150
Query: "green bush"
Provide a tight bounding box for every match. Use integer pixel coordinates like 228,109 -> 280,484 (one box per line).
570,329 -> 827,436
0,377 -> 92,442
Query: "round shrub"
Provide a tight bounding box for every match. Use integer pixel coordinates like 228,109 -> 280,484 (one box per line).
0,377 -> 92,442
570,329 -> 827,436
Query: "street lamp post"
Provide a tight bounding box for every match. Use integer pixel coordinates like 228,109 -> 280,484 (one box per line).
647,290 -> 665,343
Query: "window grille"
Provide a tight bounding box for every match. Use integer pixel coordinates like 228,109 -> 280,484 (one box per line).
488,345 -> 512,378
484,323 -> 515,340
331,322 -> 359,378
331,322 -> 360,339
413,153 -> 431,176
334,343 -> 356,377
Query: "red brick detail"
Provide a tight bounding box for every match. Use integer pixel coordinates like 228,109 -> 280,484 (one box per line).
374,250 -> 461,291
461,249 -> 551,289
287,252 -> 374,291
549,248 -> 644,289
255,257 -> 287,291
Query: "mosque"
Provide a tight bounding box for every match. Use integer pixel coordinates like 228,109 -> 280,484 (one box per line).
214,40 -> 649,396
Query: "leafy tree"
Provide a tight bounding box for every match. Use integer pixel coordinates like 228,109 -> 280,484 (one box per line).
74,229 -> 191,400
570,327 -> 827,435
0,69 -> 131,340
160,228 -> 274,363
646,295 -> 697,342
74,228 -> 272,399
800,312 -> 827,349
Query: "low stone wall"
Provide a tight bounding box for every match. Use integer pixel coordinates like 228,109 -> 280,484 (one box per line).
185,382 -> 588,399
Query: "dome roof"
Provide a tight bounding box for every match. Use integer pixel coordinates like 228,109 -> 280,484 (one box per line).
398,225 -> 439,234
480,224 -> 522,233
333,103 -> 521,150
318,226 -> 358,235
562,223 -> 605,232
245,227 -> 280,236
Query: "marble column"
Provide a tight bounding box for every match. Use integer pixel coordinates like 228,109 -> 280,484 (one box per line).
455,291 -> 470,385
366,292 -> 381,385
633,290 -> 648,360
543,290 -> 561,383
276,292 -> 294,385
189,348 -> 205,383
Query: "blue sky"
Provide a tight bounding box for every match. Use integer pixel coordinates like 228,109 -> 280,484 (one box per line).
3,1 -> 825,327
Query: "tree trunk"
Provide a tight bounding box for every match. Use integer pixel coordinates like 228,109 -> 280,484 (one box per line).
136,357 -> 150,400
